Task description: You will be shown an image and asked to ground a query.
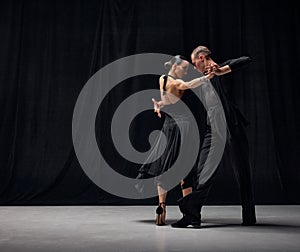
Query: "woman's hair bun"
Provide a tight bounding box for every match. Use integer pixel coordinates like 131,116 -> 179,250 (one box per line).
164,61 -> 172,69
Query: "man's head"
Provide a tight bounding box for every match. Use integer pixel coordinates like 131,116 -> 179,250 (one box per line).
191,45 -> 211,73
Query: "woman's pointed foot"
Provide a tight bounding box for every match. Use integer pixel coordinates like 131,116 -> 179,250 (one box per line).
156,202 -> 166,226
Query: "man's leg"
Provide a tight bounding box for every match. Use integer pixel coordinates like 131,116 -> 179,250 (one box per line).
229,126 -> 256,225
171,125 -> 215,228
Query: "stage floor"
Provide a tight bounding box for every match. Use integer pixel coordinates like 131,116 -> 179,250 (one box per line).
0,205 -> 299,251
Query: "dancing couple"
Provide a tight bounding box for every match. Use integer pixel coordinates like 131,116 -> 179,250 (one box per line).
137,45 -> 256,228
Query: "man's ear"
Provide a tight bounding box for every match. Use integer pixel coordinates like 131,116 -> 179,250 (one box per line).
199,54 -> 205,61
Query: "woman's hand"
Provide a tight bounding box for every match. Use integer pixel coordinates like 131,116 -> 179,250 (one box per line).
152,98 -> 163,118
204,71 -> 215,80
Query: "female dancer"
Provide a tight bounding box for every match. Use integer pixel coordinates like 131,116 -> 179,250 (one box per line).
137,55 -> 214,225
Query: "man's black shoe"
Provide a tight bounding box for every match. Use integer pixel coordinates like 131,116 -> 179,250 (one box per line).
171,214 -> 201,228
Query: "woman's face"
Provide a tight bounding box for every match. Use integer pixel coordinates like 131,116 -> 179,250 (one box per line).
174,60 -> 189,78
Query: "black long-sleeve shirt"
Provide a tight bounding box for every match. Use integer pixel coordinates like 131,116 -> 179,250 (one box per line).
202,56 -> 251,134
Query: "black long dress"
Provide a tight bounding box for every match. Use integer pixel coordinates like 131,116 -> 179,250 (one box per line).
137,75 -> 200,191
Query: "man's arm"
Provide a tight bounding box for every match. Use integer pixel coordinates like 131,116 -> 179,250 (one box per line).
224,56 -> 252,71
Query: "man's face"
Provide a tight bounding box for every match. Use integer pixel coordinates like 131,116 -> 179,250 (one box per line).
191,54 -> 206,74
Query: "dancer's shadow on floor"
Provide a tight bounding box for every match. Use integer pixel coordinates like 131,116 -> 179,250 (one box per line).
137,219 -> 239,228
137,218 -> 300,232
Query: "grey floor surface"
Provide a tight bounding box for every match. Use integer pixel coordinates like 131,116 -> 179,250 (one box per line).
0,205 -> 299,252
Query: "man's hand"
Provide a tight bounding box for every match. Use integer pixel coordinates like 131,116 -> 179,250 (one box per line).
206,63 -> 231,76
205,63 -> 220,74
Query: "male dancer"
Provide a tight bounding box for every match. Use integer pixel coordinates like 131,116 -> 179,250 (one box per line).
156,46 -> 256,228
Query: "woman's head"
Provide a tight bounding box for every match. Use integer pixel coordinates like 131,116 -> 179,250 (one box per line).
164,55 -> 189,79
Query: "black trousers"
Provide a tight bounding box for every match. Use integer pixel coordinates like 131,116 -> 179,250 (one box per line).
179,121 -> 255,216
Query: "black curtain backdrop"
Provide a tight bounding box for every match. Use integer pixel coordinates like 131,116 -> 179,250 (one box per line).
0,0 -> 299,205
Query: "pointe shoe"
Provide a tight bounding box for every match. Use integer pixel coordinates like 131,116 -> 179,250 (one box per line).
155,202 -> 166,226
242,206 -> 256,226
171,214 -> 201,228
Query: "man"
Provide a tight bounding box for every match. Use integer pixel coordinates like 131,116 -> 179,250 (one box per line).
166,45 -> 256,228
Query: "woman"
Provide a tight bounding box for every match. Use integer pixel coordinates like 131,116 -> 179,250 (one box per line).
136,55 -> 214,225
